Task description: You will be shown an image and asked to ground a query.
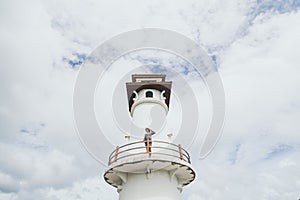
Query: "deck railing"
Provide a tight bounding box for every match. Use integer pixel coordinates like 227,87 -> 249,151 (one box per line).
108,140 -> 191,165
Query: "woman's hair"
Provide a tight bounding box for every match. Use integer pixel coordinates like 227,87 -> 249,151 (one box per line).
145,128 -> 150,132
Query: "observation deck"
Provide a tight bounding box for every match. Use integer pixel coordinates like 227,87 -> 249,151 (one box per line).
104,140 -> 195,192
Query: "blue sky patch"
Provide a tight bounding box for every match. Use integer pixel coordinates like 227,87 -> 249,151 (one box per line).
229,144 -> 241,165
256,0 -> 300,14
265,144 -> 294,159
63,53 -> 88,70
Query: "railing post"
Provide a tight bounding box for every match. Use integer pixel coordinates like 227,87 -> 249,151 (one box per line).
114,146 -> 120,162
178,144 -> 183,160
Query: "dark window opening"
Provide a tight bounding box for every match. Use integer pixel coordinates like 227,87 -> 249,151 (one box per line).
145,91 -> 153,98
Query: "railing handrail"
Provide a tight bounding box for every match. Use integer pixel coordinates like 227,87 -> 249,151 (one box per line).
108,140 -> 144,158
108,140 -> 191,165
108,145 -> 190,164
109,140 -> 190,158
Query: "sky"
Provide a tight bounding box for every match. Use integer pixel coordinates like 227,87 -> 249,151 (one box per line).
1,0 -> 300,199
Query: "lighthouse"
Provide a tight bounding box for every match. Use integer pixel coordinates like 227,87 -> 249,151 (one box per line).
104,74 -> 195,200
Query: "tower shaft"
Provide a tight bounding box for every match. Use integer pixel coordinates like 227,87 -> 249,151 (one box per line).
119,171 -> 181,200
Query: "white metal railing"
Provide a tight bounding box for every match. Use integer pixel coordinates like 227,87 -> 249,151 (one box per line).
108,140 -> 191,165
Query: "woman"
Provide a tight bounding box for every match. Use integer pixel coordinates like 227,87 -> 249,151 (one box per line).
144,128 -> 156,153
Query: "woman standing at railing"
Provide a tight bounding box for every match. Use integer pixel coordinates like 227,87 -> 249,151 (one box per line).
144,128 -> 156,154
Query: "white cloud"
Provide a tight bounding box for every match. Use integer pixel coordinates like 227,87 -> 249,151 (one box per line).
0,143 -> 84,190
0,172 -> 20,193
185,10 -> 300,200
0,0 -> 300,199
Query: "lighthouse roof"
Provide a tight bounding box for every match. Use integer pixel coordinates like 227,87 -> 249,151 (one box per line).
131,74 -> 166,82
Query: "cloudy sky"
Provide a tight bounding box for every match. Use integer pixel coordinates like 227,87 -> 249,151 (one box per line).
1,0 -> 300,199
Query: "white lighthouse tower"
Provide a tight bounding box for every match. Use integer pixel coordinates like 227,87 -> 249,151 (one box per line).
104,74 -> 195,200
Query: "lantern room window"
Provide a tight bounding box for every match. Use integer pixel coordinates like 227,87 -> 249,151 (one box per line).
145,91 -> 153,98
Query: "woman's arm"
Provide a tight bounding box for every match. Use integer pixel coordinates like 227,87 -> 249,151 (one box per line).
150,129 -> 156,135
